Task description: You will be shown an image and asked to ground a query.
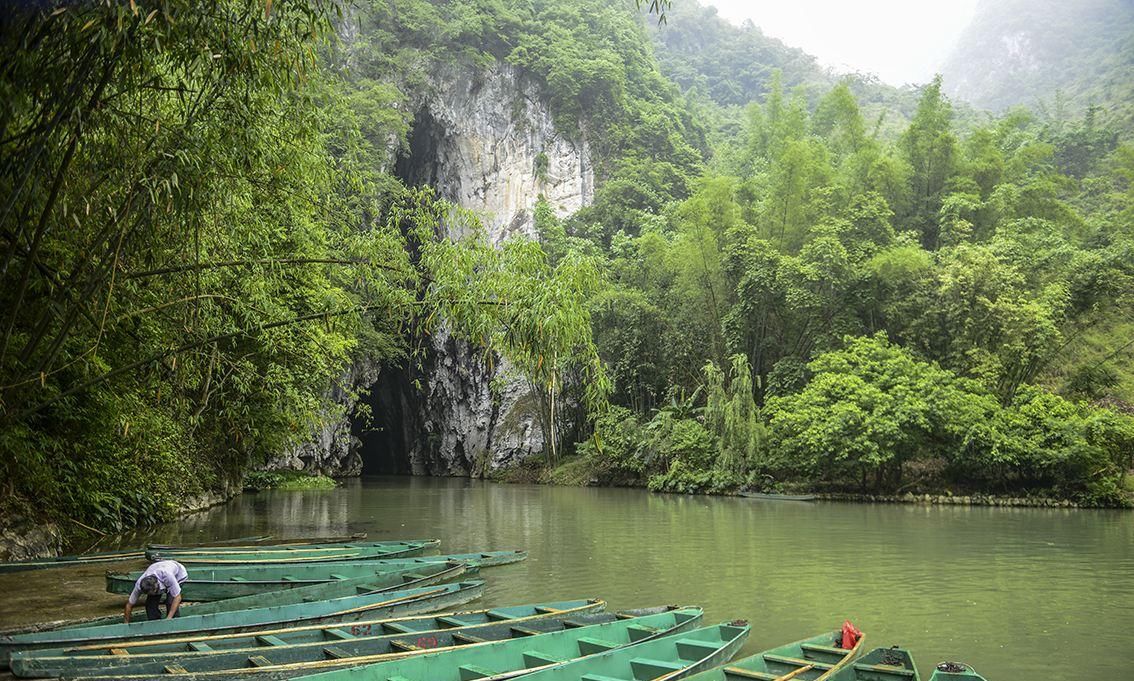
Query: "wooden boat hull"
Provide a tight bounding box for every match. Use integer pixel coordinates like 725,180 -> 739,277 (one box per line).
89,607 -> 711,681
505,621 -> 751,681
146,540 -> 438,566
107,560 -> 468,602
11,600 -> 625,678
105,551 -> 526,598
682,628 -> 864,681
0,581 -> 484,666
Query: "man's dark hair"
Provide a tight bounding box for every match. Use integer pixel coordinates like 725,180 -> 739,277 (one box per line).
139,575 -> 160,595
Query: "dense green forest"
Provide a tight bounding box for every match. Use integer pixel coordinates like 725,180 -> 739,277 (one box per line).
1,0 -> 1132,538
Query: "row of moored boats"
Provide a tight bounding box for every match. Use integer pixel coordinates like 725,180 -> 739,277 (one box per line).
0,534 -> 988,681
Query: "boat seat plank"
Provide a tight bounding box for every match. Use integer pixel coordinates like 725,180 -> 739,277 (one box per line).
323,646 -> 350,660
228,577 -> 247,582
458,664 -> 498,680
853,662 -> 916,678
722,668 -> 779,680
486,609 -> 517,621
676,638 -> 727,657
630,657 -> 686,677
389,640 -> 419,651
452,632 -> 487,643
356,584 -> 382,593
763,654 -> 834,670
163,664 -> 190,674
328,574 -> 348,580
800,643 -> 851,657
247,655 -> 273,668
256,635 -> 288,647
510,625 -> 543,636
109,648 -> 129,656
626,624 -> 660,642
437,616 -> 473,628
522,650 -> 562,668
402,573 -> 427,581
323,628 -> 355,640
187,642 -> 213,652
578,637 -> 622,655
534,606 -> 564,614
381,622 -> 417,634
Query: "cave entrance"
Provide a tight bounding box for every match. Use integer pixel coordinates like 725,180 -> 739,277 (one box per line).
393,108 -> 459,200
353,367 -> 416,475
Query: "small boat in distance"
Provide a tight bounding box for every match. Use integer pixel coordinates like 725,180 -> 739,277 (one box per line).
739,491 -> 819,501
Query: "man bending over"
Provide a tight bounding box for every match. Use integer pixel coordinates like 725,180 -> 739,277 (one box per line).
124,559 -> 187,623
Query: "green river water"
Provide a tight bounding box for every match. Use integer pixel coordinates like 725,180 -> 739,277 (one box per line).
1,476 -> 1131,679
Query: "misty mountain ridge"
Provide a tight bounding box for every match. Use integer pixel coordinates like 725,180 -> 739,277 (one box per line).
940,0 -> 1133,129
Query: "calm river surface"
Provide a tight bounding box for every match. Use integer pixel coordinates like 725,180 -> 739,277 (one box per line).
1,476 -> 1131,679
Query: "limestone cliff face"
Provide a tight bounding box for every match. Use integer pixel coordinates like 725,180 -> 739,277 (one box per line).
399,62 -> 593,242
272,61 -> 591,477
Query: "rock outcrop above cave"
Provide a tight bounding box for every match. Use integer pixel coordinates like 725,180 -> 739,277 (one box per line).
400,61 -> 594,242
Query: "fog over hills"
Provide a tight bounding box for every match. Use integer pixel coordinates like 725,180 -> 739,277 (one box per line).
940,0 -> 1134,130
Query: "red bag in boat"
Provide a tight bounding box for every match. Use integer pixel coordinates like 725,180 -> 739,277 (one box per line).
841,620 -> 862,649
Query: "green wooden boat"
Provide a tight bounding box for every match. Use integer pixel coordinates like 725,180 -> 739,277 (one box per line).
929,661 -> 987,680
13,601 -> 640,678
481,621 -> 751,681
105,551 -> 526,599
10,598 -> 606,674
0,580 -> 484,666
0,563 -> 469,637
120,608 -> 712,681
145,540 -> 439,566
0,534 -> 317,571
827,647 -> 920,681
681,628 -> 865,681
0,548 -> 145,574
106,559 -> 471,602
146,535 -> 368,551
273,618 -> 744,681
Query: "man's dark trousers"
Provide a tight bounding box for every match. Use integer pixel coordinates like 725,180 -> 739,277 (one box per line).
144,593 -> 181,620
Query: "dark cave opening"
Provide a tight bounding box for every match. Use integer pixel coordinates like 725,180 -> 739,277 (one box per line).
353,109 -> 452,475
392,107 -> 460,201
353,368 -> 416,475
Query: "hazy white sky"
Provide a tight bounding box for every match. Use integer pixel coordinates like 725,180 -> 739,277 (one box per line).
702,0 -> 981,86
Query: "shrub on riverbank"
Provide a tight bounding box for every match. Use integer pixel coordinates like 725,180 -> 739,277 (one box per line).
243,471 -> 339,492
568,336 -> 1134,506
